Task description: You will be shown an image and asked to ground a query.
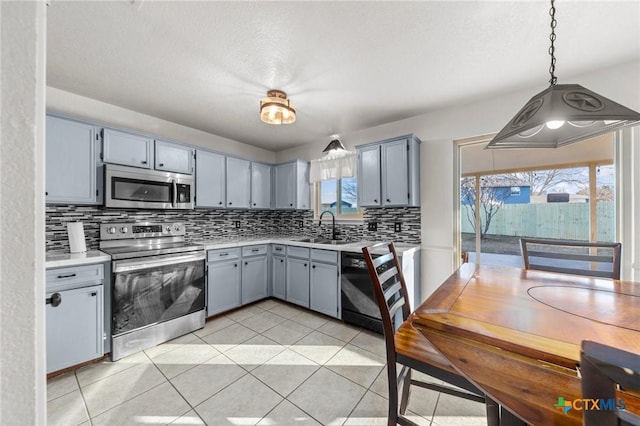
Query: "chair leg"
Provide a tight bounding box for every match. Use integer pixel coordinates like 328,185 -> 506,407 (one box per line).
387,368 -> 399,426
399,368 -> 412,415
485,396 -> 500,426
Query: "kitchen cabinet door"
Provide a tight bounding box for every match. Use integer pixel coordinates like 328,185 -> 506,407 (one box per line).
286,257 -> 310,307
46,115 -> 102,205
195,150 -> 226,208
295,161 -> 311,209
381,138 -> 409,206
207,259 -> 241,316
271,255 -> 286,300
103,128 -> 152,169
155,140 -> 193,174
310,261 -> 340,318
242,255 -> 268,304
275,162 -> 296,209
46,285 -> 104,373
251,162 -> 272,209
357,145 -> 381,207
226,157 -> 251,208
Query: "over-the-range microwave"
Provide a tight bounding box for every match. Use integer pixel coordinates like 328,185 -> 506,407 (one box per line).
104,164 -> 194,209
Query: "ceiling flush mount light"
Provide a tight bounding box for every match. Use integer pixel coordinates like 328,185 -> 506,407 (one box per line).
486,0 -> 640,149
259,90 -> 296,125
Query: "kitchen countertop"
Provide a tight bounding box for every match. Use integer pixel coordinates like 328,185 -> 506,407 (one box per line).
193,237 -> 421,255
45,250 -> 111,269
44,238 -> 420,268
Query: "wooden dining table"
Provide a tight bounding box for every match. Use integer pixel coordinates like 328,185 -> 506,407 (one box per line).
410,262 -> 640,425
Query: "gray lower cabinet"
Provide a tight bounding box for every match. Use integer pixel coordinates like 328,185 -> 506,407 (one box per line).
286,257 -> 310,307
207,255 -> 241,316
271,255 -> 286,299
310,249 -> 340,318
242,254 -> 268,304
45,263 -> 104,373
102,128 -> 152,169
46,115 -> 102,205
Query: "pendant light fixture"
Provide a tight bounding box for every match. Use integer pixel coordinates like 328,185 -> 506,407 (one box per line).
322,136 -> 347,153
259,90 -> 296,125
486,0 -> 640,149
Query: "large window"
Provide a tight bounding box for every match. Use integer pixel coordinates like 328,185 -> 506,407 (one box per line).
457,133 -> 616,267
315,177 -> 362,219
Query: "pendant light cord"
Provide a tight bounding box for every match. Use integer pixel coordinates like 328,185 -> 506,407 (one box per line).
549,0 -> 558,85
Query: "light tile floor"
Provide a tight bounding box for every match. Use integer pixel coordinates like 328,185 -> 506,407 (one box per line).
47,299 -> 488,425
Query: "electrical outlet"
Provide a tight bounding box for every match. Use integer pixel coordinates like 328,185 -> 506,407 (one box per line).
394,222 -> 402,232
368,222 -> 377,232
235,221 -> 241,229
297,220 -> 304,229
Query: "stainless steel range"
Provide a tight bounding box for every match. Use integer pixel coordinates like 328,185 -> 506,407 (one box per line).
99,222 -> 205,361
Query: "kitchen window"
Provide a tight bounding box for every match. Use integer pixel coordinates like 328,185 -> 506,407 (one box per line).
315,177 -> 363,220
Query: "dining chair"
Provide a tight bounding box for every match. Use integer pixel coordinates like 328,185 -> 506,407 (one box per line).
520,238 -> 621,279
580,340 -> 640,426
362,242 -> 497,426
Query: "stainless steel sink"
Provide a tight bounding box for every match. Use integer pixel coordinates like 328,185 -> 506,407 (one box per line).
294,237 -> 330,244
293,237 -> 352,245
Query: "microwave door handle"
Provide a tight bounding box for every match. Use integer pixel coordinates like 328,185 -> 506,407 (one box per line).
172,180 -> 177,207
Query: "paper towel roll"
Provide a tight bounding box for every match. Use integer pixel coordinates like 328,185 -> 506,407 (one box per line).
67,222 -> 87,253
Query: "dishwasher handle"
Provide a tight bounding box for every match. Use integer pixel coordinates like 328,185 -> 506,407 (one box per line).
46,293 -> 62,307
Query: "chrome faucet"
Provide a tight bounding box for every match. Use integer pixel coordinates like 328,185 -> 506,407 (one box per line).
318,210 -> 337,240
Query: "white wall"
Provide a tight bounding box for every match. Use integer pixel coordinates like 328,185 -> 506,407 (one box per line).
276,60 -> 640,300
0,2 -> 47,424
47,87 -> 277,163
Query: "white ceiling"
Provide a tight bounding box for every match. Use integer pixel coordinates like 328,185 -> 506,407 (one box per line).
46,1 -> 640,151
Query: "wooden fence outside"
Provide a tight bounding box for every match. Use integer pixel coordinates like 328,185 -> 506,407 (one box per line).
460,202 -> 615,241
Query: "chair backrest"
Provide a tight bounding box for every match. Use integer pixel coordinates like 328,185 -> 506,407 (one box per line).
362,242 -> 411,350
520,238 -> 621,279
580,340 -> 640,426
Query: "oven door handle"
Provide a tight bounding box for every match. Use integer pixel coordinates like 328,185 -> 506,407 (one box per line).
113,252 -> 205,273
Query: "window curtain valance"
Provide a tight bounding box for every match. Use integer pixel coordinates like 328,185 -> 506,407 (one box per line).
309,150 -> 356,183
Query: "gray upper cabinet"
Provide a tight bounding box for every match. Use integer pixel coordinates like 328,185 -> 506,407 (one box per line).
102,128 -> 152,169
251,162 -> 272,209
226,157 -> 251,208
155,140 -> 193,174
46,115 -> 102,205
357,145 -> 381,207
357,134 -> 421,207
275,160 -> 310,209
381,139 -> 409,206
195,150 -> 226,208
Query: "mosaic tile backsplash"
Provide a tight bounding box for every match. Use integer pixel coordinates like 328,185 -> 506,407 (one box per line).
46,205 -> 421,253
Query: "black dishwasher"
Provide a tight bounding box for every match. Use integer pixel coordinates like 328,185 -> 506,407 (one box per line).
340,252 -> 383,334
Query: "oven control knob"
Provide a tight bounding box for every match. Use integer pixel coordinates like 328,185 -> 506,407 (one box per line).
165,226 -> 172,233
120,227 -> 128,234
107,227 -> 116,234
173,224 -> 181,232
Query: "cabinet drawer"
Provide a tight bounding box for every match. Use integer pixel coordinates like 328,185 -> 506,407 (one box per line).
207,248 -> 241,262
46,264 -> 104,292
287,246 -> 310,259
311,248 -> 338,264
272,244 -> 286,255
242,245 -> 268,257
